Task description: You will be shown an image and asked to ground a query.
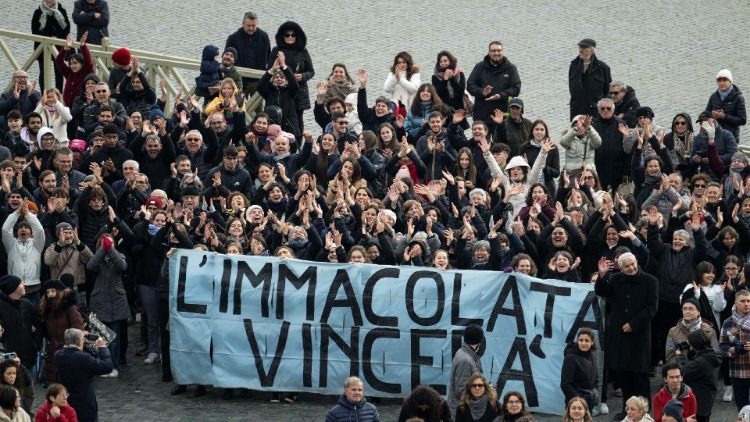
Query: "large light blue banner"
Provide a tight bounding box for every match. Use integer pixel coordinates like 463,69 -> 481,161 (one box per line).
168,249 -> 601,414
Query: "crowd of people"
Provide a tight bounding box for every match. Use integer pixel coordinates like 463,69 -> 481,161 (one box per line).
0,0 -> 748,421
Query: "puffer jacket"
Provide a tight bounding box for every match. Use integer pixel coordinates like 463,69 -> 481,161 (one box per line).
559,119 -> 602,173
705,84 -> 746,141
2,211 -> 45,289
325,395 -> 380,422
269,21 -> 314,111
86,247 -> 129,322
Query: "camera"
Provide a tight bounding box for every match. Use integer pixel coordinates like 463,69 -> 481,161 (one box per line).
85,333 -> 99,342
675,340 -> 690,352
0,352 -> 16,362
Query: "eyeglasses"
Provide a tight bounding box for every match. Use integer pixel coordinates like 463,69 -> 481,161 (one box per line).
470,384 -> 485,389
674,121 -> 687,126
609,91 -> 621,95
284,33 -> 296,38
337,121 -> 349,125
95,90 -> 107,93
599,107 -> 612,111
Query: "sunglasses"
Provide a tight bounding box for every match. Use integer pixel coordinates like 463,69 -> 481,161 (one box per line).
609,91 -> 621,95
470,384 -> 485,389
284,33 -> 296,38
337,121 -> 349,125
185,138 -> 201,142
674,121 -> 687,126
693,184 -> 706,188
95,90 -> 107,93
599,107 -> 612,111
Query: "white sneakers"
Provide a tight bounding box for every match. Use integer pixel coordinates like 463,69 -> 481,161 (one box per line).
599,403 -> 609,415
724,385 -> 734,402
144,353 -> 160,365
100,369 -> 119,378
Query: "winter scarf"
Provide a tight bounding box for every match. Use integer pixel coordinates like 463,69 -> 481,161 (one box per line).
469,395 -> 489,420
681,318 -> 702,333
433,65 -> 458,97
719,85 -> 734,101
733,306 -> 750,332
38,0 -> 67,31
324,78 -> 356,103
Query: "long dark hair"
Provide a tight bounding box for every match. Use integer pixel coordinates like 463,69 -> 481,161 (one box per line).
401,385 -> 446,421
435,50 -> 457,70
455,147 -> 477,186
390,51 -> 417,80
410,83 -> 443,116
525,119 -> 549,145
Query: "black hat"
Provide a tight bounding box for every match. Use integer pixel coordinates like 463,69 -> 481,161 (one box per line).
509,98 -> 524,109
223,47 -> 238,59
577,38 -> 596,48
663,399 -> 684,422
681,297 -> 700,310
464,324 -> 484,345
60,273 -> 75,290
42,279 -> 65,293
0,275 -> 22,296
635,107 -> 655,119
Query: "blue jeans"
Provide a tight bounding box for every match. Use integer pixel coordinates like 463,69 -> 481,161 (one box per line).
103,320 -> 126,371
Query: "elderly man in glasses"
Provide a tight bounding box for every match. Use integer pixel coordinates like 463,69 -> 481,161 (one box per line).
0,70 -> 41,118
609,81 -> 641,128
593,97 -> 629,192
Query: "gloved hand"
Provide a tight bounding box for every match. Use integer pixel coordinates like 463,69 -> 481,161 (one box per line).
734,337 -> 748,355
701,121 -> 715,139
102,235 -> 113,252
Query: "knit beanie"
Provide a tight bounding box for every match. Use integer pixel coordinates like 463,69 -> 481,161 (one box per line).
463,324 -> 484,346
112,48 -> 131,67
663,399 -> 684,422
716,69 -> 733,83
0,275 -> 22,296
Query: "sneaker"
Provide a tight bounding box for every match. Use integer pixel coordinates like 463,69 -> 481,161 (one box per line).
134,345 -> 149,356
592,406 -> 600,417
269,393 -> 281,403
283,393 -> 297,403
599,403 -> 609,415
723,385 -> 734,402
144,353 -> 160,365
100,369 -> 118,378
613,388 -> 623,397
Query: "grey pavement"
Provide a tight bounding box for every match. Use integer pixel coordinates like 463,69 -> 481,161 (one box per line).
4,0 -> 750,420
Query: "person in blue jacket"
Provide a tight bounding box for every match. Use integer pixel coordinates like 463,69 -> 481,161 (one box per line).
325,376 -> 380,422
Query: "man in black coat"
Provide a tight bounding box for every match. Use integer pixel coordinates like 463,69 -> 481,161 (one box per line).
0,275 -> 38,370
71,0 -> 109,45
225,12 -> 271,97
568,38 -> 611,120
55,328 -> 113,422
467,41 -> 521,126
610,82 -> 641,128
595,252 -> 658,419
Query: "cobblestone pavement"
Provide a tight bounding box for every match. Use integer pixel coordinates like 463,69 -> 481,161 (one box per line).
30,321 -> 743,422
5,1 -> 750,420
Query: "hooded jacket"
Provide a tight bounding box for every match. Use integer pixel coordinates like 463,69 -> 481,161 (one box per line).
71,73 -> 100,125
1,211 -> 45,289
196,45 -> 222,90
664,112 -> 695,169
615,86 -> 641,127
269,21 -> 314,111
560,342 -> 598,407
653,383 -> 697,422
467,55 -> 521,121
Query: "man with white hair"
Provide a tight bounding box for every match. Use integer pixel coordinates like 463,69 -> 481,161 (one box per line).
325,376 -> 380,422
596,252 -> 658,420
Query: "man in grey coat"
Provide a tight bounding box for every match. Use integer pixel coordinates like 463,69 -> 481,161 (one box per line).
448,324 -> 484,414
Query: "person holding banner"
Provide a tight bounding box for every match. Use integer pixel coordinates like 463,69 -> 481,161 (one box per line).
448,324 -> 484,415
325,376 -> 380,422
595,253 -> 658,420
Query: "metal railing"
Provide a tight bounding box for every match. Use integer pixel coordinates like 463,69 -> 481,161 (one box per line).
0,28 -> 266,117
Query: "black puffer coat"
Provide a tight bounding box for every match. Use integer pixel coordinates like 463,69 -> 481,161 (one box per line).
269,21 -> 314,111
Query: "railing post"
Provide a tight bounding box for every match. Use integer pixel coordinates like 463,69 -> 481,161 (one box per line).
42,43 -> 53,91
101,37 -> 110,81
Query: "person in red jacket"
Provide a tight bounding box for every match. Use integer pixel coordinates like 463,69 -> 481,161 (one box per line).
35,383 -> 77,422
55,32 -> 93,108
653,363 -> 697,422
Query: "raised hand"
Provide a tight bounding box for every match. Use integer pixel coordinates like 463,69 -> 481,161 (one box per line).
491,109 -> 504,124
357,69 -> 368,87
452,109 -> 466,124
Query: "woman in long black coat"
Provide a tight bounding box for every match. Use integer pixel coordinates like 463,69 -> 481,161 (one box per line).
31,0 -> 71,90
269,21 -> 314,133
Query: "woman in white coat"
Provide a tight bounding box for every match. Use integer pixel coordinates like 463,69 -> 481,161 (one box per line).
383,51 -> 420,109
34,88 -> 72,146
